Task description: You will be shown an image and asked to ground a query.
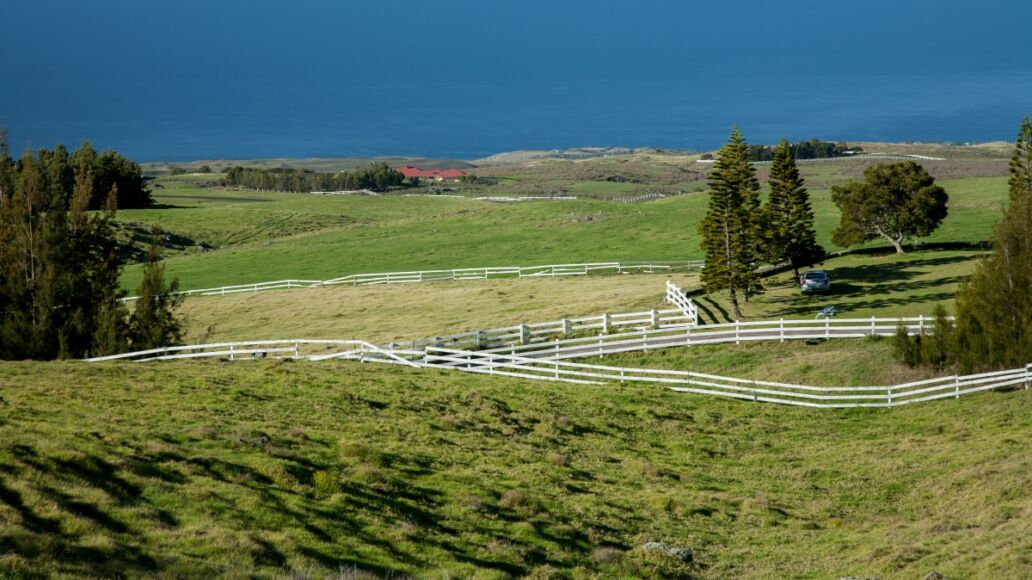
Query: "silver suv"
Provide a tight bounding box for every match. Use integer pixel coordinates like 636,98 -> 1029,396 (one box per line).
800,270 -> 831,294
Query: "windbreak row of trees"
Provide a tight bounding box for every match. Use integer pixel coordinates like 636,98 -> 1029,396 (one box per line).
3,140 -> 150,210
895,116 -> 1032,372
222,162 -> 406,193
748,139 -> 858,162
0,134 -> 180,360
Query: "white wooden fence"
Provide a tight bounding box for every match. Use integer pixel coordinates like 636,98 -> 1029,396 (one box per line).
388,307 -> 696,351
86,339 -> 422,366
120,260 -> 703,302
664,280 -> 698,325
442,316 -> 936,361
85,321 -> 1032,408
423,348 -> 1032,408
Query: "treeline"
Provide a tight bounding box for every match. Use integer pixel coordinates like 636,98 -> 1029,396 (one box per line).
222,162 -> 406,193
749,139 -> 858,161
0,135 -> 180,360
894,116 -> 1032,373
2,140 -> 150,209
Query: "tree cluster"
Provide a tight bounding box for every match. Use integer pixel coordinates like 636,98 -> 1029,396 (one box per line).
894,116 -> 1032,372
5,141 -> 151,210
749,139 -> 859,162
222,162 -> 406,193
699,130 -> 824,319
0,137 -> 181,360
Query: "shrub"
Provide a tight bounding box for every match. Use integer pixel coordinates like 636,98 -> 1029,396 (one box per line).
338,440 -> 386,466
499,490 -> 541,516
312,471 -> 340,496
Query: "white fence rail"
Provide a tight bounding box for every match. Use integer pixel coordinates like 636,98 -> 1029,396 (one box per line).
462,316 -> 935,361
664,280 -> 698,325
86,339 -> 422,366
85,323 -> 1032,408
424,348 -> 1032,409
121,260 -> 703,302
386,307 -> 696,351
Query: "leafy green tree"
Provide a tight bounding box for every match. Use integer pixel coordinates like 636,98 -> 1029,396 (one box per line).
699,128 -> 762,320
831,161 -> 948,254
949,116 -> 1032,371
761,139 -> 825,279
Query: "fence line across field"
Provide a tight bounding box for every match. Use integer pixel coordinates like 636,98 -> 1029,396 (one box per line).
84,334 -> 1032,409
404,314 -> 945,360
119,260 -> 704,302
422,348 -> 1032,409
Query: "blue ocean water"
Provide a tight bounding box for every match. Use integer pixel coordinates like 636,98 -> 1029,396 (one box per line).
5,71 -> 1030,162
2,1 -> 1031,161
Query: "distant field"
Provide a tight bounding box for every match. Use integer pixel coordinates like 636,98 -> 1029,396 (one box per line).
2,359 -> 1030,578
119,174 -> 1007,292
177,249 -> 980,346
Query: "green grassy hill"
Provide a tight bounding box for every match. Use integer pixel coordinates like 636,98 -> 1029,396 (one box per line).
118,174 -> 1008,292
2,360 -> 1030,578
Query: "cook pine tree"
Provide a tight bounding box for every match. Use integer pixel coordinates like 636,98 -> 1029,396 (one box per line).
699,128 -> 762,320
761,139 -> 824,279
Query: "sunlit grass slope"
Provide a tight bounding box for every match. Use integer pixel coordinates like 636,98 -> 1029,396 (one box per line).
1,361 -> 1030,578
118,176 -> 1007,291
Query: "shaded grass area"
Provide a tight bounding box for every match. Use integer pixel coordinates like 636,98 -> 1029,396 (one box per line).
695,250 -> 984,322
180,273 -> 699,345
1,361 -> 1031,578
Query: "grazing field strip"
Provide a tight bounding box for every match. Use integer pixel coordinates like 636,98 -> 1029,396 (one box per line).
120,260 -> 703,302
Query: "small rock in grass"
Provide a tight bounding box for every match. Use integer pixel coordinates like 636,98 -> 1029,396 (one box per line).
642,541 -> 693,563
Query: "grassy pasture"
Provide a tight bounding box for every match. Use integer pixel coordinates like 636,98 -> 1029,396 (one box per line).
119,175 -> 1008,292
1,360 -> 1030,578
180,272 -> 698,345
177,249 -> 980,347
696,249 -> 984,322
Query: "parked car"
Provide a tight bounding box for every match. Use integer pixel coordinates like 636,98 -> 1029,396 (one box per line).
800,270 -> 831,294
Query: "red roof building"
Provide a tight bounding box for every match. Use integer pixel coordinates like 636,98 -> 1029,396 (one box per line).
398,166 -> 468,181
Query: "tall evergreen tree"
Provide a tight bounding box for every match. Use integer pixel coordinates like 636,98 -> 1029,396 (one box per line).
699,128 -> 762,320
130,248 -> 184,350
949,116 -> 1032,371
0,144 -> 175,360
761,139 -> 824,279
1008,115 -> 1032,202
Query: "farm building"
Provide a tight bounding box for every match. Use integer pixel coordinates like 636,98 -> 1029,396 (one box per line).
397,165 -> 468,182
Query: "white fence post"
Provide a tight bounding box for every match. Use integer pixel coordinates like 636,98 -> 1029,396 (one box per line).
650,309 -> 659,328
887,387 -> 892,407
955,375 -> 960,398
561,319 -> 571,335
602,313 -> 611,334
598,334 -> 604,358
825,317 -> 830,339
229,344 -> 235,361
735,320 -> 740,345
475,330 -> 483,349
870,316 -> 876,335
294,341 -> 300,358
779,318 -> 784,343
520,324 -> 530,345
919,315 -> 925,335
